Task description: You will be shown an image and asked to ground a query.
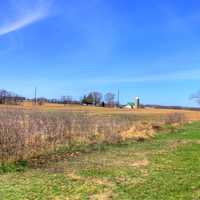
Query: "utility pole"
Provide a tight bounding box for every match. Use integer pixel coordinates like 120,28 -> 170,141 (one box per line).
34,87 -> 37,105
117,89 -> 120,107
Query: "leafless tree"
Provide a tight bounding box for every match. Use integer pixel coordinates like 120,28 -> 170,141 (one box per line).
37,97 -> 48,105
91,91 -> 102,105
61,96 -> 73,105
104,92 -> 115,107
0,89 -> 24,105
65,96 -> 73,104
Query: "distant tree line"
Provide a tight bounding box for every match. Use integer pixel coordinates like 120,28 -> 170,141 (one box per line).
144,104 -> 200,111
31,91 -> 117,107
0,89 -> 25,105
0,88 -> 118,107
31,96 -> 80,106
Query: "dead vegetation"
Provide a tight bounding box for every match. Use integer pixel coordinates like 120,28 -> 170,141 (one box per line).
164,112 -> 186,125
0,108 -> 139,163
0,107 -> 188,165
120,122 -> 162,141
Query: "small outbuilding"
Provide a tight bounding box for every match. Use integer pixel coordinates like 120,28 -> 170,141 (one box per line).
123,102 -> 135,109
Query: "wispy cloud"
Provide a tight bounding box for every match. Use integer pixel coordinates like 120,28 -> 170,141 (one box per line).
0,0 -> 53,36
86,69 -> 200,84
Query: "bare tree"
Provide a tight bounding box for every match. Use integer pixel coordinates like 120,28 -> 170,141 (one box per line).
37,97 -> 48,105
0,90 -> 7,104
66,96 -> 73,104
61,96 -> 73,105
0,89 -> 25,105
104,92 -> 115,107
91,91 -> 102,105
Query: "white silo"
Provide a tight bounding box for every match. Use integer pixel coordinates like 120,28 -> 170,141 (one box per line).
135,96 -> 140,109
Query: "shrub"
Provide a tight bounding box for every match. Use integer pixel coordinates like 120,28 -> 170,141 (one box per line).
164,113 -> 186,125
0,160 -> 28,173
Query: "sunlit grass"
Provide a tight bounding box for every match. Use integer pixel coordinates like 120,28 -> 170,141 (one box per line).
1,122 -> 200,199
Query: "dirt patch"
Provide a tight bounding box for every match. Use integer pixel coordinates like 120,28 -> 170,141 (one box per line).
90,191 -> 114,200
169,140 -> 189,149
132,159 -> 149,168
167,139 -> 200,148
196,140 -> 200,144
90,178 -> 114,187
47,167 -> 65,174
29,152 -> 80,168
142,169 -> 149,177
67,172 -> 82,181
89,178 -> 116,200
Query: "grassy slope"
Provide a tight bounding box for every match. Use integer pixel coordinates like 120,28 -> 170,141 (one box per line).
1,123 -> 200,200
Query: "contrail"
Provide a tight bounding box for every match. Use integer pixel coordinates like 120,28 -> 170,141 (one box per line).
0,1 -> 52,36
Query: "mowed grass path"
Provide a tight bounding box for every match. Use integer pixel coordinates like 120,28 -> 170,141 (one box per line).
1,122 -> 200,200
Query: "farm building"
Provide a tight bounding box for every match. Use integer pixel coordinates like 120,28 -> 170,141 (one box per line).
123,97 -> 141,109
123,102 -> 135,109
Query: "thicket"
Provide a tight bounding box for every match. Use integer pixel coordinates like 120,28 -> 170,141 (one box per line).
0,108 -> 137,163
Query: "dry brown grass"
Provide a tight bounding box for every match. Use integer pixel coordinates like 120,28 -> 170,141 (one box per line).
0,107 -> 139,163
120,122 -> 160,141
163,112 -> 187,125
1,101 -> 200,121
0,102 -> 198,163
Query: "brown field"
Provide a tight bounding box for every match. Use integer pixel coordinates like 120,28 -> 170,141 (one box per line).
2,101 -> 200,121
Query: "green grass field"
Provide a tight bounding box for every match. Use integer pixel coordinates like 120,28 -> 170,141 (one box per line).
1,122 -> 200,200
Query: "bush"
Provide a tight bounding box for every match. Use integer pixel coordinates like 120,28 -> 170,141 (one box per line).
0,160 -> 28,173
164,113 -> 186,125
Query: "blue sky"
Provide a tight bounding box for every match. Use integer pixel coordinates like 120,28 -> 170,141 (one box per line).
0,0 -> 200,106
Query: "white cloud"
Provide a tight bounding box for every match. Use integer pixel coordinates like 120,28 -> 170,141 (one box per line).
0,0 -> 53,36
